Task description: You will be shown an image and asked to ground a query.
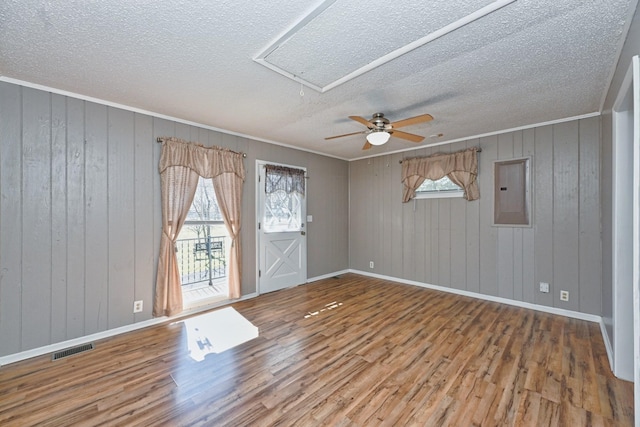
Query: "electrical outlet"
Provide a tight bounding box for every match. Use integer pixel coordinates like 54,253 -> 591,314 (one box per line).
560,290 -> 569,302
369,261 -> 374,269
539,282 -> 550,293
133,300 -> 143,313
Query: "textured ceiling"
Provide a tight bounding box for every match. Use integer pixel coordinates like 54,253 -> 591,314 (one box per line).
256,0 -> 501,90
0,0 -> 637,160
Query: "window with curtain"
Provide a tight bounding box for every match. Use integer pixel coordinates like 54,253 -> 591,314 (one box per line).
154,137 -> 245,317
263,164 -> 305,232
401,147 -> 480,202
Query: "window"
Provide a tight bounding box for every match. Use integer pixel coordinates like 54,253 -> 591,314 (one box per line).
177,177 -> 229,306
186,177 -> 223,222
414,176 -> 464,199
401,148 -> 480,202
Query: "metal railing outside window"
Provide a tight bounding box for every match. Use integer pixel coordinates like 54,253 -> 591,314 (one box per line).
176,228 -> 227,286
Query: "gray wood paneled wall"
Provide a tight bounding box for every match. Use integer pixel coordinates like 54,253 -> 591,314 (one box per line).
349,117 -> 601,315
0,82 -> 348,357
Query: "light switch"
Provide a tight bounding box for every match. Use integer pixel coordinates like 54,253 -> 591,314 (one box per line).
307,215 -> 313,222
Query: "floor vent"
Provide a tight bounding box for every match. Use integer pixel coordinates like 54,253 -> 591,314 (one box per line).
52,343 -> 94,361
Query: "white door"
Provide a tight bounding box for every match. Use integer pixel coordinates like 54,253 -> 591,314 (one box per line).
257,161 -> 307,293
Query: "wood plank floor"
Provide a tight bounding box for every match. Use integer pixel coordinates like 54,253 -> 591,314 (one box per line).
0,274 -> 634,426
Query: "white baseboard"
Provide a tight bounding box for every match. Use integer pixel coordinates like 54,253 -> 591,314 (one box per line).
349,269 -> 603,323
599,317 -> 615,373
0,271 -> 344,366
0,292 -> 258,367
307,270 -> 350,283
0,270 -> 606,368
0,317 -> 166,367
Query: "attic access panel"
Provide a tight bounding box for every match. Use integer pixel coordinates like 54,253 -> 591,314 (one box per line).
254,0 -> 515,92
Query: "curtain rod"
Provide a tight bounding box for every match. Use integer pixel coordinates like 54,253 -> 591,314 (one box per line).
156,137 -> 247,158
399,147 -> 481,164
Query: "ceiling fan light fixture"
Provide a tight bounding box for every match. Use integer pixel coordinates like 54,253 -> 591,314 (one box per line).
366,130 -> 390,145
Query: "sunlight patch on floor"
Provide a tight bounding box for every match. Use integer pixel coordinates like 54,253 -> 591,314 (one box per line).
181,307 -> 258,362
304,301 -> 343,318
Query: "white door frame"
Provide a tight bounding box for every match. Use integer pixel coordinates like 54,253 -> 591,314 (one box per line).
256,160 -> 307,294
612,59 -> 635,382
631,55 -> 640,425
612,57 -> 639,417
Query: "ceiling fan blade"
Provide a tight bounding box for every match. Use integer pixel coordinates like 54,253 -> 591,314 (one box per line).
349,115 -> 376,129
362,140 -> 373,150
391,113 -> 433,128
391,130 -> 425,143
324,131 -> 365,140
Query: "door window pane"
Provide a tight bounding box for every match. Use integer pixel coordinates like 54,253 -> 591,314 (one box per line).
264,190 -> 302,232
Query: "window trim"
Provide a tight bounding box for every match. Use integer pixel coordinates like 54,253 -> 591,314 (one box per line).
414,189 -> 464,199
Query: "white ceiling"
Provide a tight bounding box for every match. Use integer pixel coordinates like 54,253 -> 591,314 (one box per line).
0,0 -> 637,160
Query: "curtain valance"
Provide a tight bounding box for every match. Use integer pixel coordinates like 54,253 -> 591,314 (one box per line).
265,164 -> 305,196
158,137 -> 245,180
401,147 -> 480,202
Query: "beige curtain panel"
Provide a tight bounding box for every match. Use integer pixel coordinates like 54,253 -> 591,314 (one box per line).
401,147 -> 480,203
212,173 -> 243,300
153,166 -> 200,317
153,137 -> 245,317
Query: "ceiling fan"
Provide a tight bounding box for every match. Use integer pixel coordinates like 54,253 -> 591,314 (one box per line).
325,112 -> 434,150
